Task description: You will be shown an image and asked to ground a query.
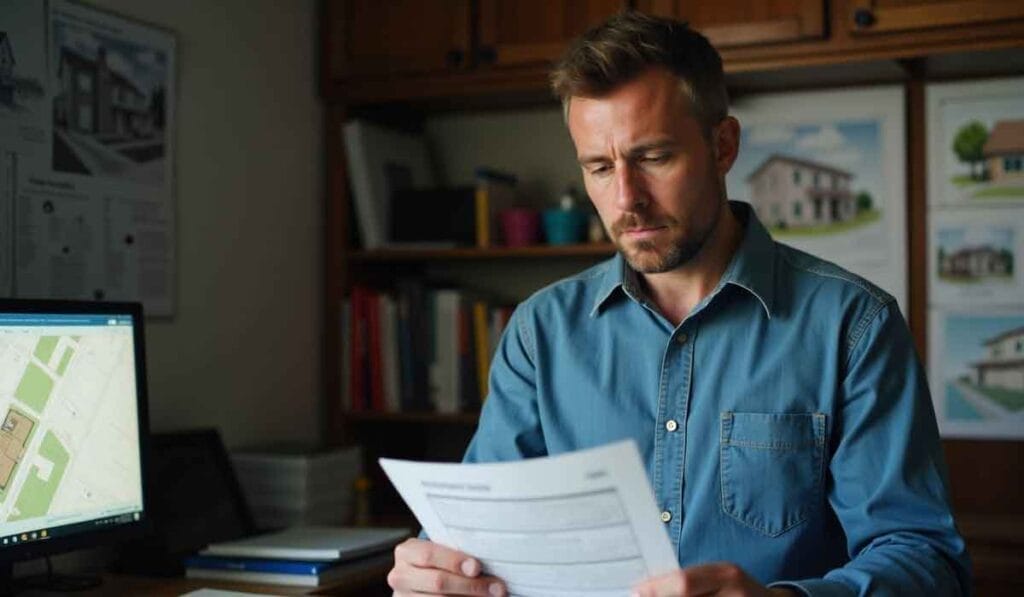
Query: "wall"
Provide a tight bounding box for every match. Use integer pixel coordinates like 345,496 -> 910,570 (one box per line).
87,0 -> 324,447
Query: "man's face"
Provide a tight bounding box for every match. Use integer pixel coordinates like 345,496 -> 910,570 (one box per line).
567,68 -> 736,273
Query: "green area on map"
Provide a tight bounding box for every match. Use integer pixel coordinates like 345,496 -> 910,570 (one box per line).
57,347 -> 75,376
14,364 -> 54,414
8,432 -> 70,522
33,337 -> 59,364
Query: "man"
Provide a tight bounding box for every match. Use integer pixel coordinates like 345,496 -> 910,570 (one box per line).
388,11 -> 970,597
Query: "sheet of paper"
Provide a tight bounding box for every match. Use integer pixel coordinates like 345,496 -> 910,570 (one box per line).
380,440 -> 678,597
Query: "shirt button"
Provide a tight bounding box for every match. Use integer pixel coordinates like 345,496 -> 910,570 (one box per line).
676,333 -> 688,344
665,419 -> 678,432
660,510 -> 672,523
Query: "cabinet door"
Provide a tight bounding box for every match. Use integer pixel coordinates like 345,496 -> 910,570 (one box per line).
638,0 -> 825,48
324,0 -> 472,79
846,0 -> 1024,35
477,0 -> 628,68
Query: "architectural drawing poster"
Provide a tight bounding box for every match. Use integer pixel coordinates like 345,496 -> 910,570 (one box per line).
927,76 -> 1024,207
929,207 -> 1024,308
926,77 -> 1023,438
727,87 -> 908,315
929,309 -> 1024,439
0,0 -> 176,315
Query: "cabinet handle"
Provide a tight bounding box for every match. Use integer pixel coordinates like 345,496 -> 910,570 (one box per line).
446,49 -> 464,68
478,46 -> 497,65
853,8 -> 876,29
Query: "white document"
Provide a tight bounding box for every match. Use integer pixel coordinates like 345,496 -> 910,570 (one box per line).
380,440 -> 678,597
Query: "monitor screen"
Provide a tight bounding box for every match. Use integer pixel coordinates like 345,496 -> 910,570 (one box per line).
0,301 -> 148,561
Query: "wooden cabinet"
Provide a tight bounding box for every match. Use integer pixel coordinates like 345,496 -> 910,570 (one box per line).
478,0 -> 627,67
845,0 -> 1024,36
638,0 -> 826,48
322,0 -> 472,80
323,0 -> 625,84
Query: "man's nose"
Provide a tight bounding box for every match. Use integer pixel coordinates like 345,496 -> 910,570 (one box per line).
615,164 -> 647,212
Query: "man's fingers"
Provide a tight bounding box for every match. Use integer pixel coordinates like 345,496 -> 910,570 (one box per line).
631,562 -> 741,596
393,538 -> 480,577
388,562 -> 506,596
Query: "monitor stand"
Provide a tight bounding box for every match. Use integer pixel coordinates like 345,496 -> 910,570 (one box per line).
0,562 -> 12,597
0,560 -> 102,594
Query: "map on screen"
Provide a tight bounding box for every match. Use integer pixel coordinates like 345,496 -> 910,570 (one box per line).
0,315 -> 143,542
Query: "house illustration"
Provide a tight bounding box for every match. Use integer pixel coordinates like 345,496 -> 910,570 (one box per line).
970,326 -> 1024,391
982,119 -> 1024,183
53,46 -> 152,140
0,32 -> 15,105
745,154 -> 855,228
940,245 -> 1012,279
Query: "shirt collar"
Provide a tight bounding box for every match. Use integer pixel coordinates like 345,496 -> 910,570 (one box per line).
720,200 -> 776,318
590,201 -> 776,318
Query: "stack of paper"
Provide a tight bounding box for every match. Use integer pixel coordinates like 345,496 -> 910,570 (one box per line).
186,526 -> 409,587
230,444 -> 362,530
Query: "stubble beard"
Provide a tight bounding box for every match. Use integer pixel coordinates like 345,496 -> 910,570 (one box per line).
612,190 -> 724,274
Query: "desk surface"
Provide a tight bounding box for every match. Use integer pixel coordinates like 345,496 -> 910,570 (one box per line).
19,564 -> 392,596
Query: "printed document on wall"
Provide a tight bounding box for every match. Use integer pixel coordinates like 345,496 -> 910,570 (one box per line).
380,440 -> 678,597
0,0 -> 177,315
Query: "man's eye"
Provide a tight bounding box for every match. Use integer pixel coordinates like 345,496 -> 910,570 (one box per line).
642,153 -> 670,163
589,165 -> 612,177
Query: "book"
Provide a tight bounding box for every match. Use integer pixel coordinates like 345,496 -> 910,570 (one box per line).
472,300 -> 490,403
430,289 -> 462,414
473,169 -> 518,248
200,526 -> 409,561
184,551 -> 394,587
380,294 -> 401,413
342,120 -> 435,249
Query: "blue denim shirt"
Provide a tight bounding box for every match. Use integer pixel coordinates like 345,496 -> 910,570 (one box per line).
462,202 -> 970,596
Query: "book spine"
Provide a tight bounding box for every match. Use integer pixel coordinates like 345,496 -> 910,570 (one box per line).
472,300 -> 490,404
184,556 -> 320,575
475,185 -> 490,248
339,299 -> 351,413
366,290 -> 384,412
431,289 -> 461,413
458,299 -> 477,412
380,294 -> 401,413
349,287 -> 367,411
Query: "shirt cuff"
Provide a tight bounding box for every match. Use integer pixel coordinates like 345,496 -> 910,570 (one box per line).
769,579 -> 856,597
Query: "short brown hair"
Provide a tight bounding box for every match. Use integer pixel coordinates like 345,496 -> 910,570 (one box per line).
550,11 -> 728,136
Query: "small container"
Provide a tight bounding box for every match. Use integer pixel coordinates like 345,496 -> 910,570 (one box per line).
499,208 -> 541,247
542,186 -> 589,245
542,209 -> 588,245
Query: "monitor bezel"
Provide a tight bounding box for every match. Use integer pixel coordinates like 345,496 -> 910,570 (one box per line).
0,299 -> 151,564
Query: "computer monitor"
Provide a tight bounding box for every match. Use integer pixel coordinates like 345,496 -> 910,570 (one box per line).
0,300 -> 150,582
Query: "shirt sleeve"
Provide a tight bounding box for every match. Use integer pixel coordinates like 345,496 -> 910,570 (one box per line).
776,301 -> 971,596
461,304 -> 547,464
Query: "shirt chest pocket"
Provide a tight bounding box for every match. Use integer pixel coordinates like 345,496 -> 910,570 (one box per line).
719,411 -> 827,537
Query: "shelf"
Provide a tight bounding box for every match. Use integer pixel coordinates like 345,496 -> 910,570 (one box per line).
344,410 -> 481,425
349,242 -> 616,262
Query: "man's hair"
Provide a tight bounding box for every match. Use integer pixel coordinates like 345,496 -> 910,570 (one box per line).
550,10 -> 728,137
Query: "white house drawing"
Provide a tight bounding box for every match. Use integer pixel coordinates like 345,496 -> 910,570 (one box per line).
745,154 -> 855,229
970,326 -> 1024,391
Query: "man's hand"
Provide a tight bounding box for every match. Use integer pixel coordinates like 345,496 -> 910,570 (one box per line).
630,562 -> 798,597
387,537 -> 507,596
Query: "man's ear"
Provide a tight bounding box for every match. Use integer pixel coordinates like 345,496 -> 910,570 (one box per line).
714,116 -> 741,176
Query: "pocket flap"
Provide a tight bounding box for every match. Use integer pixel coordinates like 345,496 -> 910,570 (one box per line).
722,412 -> 825,450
